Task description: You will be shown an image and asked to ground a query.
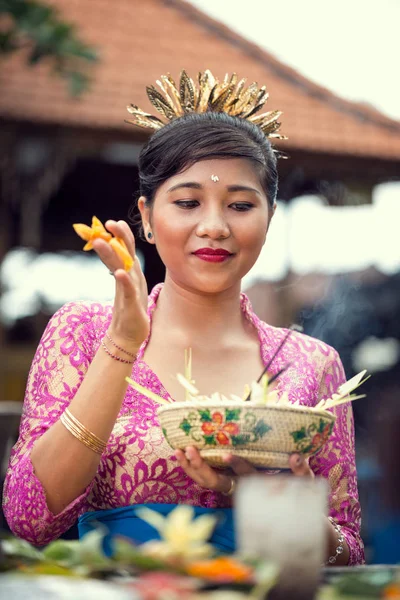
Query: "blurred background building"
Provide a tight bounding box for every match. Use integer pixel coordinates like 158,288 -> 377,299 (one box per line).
1,0 -> 399,560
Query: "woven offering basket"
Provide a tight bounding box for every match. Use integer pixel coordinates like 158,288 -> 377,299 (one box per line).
158,402 -> 336,469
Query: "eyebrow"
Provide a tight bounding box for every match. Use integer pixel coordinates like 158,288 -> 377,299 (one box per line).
167,182 -> 262,196
167,182 -> 202,193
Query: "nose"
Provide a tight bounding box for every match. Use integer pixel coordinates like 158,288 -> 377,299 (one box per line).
195,207 -> 230,240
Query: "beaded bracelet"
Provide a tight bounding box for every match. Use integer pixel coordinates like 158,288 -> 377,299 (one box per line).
105,331 -> 137,358
326,517 -> 345,565
101,339 -> 135,364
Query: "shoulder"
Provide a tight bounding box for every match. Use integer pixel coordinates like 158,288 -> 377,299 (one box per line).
44,300 -> 113,338
258,321 -> 345,403
50,299 -> 113,321
262,321 -> 339,359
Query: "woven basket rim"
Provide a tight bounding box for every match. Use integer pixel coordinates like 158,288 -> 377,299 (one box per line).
157,401 -> 334,421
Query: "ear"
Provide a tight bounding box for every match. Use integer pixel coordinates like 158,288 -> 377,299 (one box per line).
138,196 -> 154,244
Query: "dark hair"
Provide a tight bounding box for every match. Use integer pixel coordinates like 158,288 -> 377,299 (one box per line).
132,112 -> 278,232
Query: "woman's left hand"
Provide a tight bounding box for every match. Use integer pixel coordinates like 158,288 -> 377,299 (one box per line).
287,453 -> 314,478
175,447 -> 314,494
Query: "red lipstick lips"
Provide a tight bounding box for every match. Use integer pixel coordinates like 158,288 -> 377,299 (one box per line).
193,248 -> 233,263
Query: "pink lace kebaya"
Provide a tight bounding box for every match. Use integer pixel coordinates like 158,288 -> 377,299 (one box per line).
3,284 -> 364,564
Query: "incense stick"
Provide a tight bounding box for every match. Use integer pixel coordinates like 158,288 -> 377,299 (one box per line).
244,325 -> 300,401
267,363 -> 292,387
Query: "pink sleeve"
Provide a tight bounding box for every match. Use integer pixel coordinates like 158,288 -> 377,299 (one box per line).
2,301 -> 98,546
309,348 -> 365,565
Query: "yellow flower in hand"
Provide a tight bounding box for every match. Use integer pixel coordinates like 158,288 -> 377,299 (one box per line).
73,216 -> 134,271
73,216 -> 112,250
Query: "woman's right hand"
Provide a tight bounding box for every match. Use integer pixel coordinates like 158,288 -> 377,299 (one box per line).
92,219 -> 149,349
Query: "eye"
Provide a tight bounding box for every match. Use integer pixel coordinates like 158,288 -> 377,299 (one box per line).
173,200 -> 199,209
230,202 -> 254,212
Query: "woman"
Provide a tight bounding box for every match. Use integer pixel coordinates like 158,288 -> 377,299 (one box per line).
3,71 -> 364,565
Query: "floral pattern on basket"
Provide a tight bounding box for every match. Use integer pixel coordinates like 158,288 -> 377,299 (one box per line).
177,408 -> 272,447
291,418 -> 334,455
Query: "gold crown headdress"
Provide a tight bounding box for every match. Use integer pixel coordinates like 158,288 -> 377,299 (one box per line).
126,69 -> 287,141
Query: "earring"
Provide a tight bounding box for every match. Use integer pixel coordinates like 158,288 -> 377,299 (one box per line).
147,232 -> 153,239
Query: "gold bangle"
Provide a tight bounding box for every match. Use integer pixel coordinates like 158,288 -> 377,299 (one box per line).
60,417 -> 105,455
60,414 -> 105,455
222,477 -> 236,497
60,416 -> 105,454
64,408 -> 107,453
60,409 -> 107,455
62,417 -> 105,454
65,408 -> 107,447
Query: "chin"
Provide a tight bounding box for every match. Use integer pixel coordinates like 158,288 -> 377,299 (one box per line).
182,274 -> 241,295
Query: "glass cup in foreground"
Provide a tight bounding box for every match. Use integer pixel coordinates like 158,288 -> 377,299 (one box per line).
236,474 -> 328,600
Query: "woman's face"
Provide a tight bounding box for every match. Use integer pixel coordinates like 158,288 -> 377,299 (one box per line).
139,158 -> 274,295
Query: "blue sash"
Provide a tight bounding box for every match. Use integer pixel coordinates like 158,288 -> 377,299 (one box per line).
78,504 -> 235,556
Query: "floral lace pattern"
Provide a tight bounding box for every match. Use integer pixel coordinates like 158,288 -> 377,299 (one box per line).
2,284 -> 364,563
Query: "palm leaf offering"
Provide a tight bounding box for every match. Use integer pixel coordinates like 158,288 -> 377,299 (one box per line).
126,346 -> 369,413
126,344 -> 369,468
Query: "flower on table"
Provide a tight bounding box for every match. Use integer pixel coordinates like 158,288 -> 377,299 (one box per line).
186,556 -> 253,583
383,583 -> 400,599
130,571 -> 199,600
136,505 -> 217,563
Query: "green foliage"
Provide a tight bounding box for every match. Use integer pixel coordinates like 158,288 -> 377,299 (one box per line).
225,408 -> 241,422
198,409 -> 212,422
2,537 -> 44,562
1,528 -> 182,578
231,433 -> 251,446
0,0 -> 98,95
253,419 -> 271,439
333,570 -> 394,597
203,434 -> 217,446
42,538 -> 81,563
113,537 -> 173,571
179,418 -> 192,435
291,427 -> 307,442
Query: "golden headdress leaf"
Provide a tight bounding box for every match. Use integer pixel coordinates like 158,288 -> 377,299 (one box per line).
209,84 -> 234,112
126,69 -> 286,145
242,86 -> 269,118
249,109 -> 282,127
160,75 -> 184,116
234,82 -> 259,116
197,69 -> 216,112
179,70 -> 196,113
146,85 -> 176,120
125,104 -> 164,130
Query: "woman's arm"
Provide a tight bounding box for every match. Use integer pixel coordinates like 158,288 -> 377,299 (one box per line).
3,220 -> 149,545
30,311 -> 140,516
310,347 -> 365,565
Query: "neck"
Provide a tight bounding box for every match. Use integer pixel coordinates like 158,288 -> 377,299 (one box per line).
154,274 -> 245,343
